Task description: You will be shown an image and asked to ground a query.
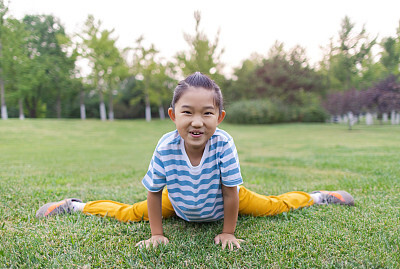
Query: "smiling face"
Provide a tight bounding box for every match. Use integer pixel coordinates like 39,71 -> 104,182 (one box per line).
168,87 -> 226,155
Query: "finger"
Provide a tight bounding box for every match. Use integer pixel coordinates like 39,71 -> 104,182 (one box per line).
222,240 -> 227,250
234,241 -> 241,249
237,239 -> 245,243
214,236 -> 220,245
229,242 -> 233,251
152,240 -> 159,248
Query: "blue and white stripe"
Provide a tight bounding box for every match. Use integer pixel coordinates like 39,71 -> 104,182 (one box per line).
142,129 -> 243,222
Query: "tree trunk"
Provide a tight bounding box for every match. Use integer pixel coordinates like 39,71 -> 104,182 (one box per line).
365,112 -> 373,125
347,111 -> 354,130
26,97 -> 37,118
382,113 -> 388,123
99,90 -> 107,121
391,110 -> 396,125
108,91 -> 114,121
80,90 -> 86,120
145,93 -> 151,122
56,91 -> 61,119
0,42 -> 7,120
158,104 -> 165,120
19,98 -> 25,120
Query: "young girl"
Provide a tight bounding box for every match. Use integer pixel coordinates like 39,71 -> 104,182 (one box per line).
36,72 -> 354,250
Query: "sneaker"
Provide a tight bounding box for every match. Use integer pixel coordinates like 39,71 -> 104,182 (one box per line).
36,198 -> 83,218
311,190 -> 354,206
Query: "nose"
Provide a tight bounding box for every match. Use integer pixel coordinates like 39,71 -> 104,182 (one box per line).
191,116 -> 203,128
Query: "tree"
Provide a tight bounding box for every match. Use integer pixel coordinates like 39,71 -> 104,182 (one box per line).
131,37 -> 175,121
80,15 -> 127,121
176,11 -> 225,84
380,22 -> 400,76
1,17 -> 30,119
225,53 -> 263,103
0,0 -> 8,119
21,15 -> 75,118
253,42 -> 324,105
320,16 -> 377,91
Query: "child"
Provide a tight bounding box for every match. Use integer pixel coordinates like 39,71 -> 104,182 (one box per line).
36,72 -> 354,250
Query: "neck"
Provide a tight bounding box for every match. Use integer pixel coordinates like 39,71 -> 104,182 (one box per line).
184,144 -> 205,167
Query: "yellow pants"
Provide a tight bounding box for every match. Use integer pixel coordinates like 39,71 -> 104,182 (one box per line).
82,186 -> 314,222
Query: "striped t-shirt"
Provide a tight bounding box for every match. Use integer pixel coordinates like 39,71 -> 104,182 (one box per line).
142,128 -> 243,222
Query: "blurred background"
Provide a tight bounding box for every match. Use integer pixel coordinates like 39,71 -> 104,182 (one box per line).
1,0 -> 400,125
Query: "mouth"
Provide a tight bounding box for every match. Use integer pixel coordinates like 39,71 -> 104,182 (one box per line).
189,130 -> 204,137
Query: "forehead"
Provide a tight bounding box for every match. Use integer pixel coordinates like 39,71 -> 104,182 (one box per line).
176,87 -> 216,107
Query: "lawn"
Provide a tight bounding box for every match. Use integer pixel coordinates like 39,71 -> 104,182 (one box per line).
0,119 -> 399,268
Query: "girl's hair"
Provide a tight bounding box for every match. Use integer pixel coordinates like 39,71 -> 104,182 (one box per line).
171,72 -> 224,113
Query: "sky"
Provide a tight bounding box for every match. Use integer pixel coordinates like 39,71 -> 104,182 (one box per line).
7,0 -> 400,75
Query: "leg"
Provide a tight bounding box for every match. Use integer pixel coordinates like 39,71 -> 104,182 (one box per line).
238,186 -> 314,216
82,189 -> 175,222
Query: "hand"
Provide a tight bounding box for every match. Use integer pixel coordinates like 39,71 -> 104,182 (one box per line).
135,235 -> 169,248
214,233 -> 244,250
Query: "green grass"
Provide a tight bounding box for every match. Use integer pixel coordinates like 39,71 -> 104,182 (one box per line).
1,120 -> 399,268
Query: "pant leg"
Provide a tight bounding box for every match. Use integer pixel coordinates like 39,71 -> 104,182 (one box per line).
238,186 -> 314,216
82,188 -> 175,222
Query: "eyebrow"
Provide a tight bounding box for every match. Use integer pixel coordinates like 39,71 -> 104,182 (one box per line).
181,105 -> 215,110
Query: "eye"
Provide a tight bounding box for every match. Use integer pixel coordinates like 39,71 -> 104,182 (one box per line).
205,111 -> 214,115
182,111 -> 191,115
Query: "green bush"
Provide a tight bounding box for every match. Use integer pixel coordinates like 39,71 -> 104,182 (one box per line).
225,99 -> 290,124
299,105 -> 329,122
225,99 -> 328,124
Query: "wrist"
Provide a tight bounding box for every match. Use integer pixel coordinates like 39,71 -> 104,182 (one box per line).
152,233 -> 164,237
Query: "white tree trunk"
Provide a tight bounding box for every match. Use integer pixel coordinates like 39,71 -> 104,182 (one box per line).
80,91 -> 86,120
19,99 -> 25,120
145,104 -> 151,122
391,110 -> 396,125
347,111 -> 355,130
382,113 -> 388,123
108,92 -> 114,121
1,105 -> 7,120
100,102 -> 107,121
343,114 -> 348,124
80,104 -> 86,120
0,41 -> 7,120
159,105 -> 165,120
396,113 -> 400,125
0,75 -> 6,120
365,112 -> 373,125
108,111 -> 114,121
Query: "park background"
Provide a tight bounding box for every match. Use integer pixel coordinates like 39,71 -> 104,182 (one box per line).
1,0 -> 400,268
1,0 -> 400,123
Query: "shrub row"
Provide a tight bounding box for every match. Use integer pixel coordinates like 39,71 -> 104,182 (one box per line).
225,99 -> 328,124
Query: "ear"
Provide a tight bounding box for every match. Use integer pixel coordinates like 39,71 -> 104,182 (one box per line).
217,110 -> 226,125
168,108 -> 176,122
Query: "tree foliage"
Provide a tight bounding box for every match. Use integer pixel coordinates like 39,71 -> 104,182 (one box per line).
19,15 -> 76,118
176,11 -> 225,84
320,16 -> 377,91
229,42 -> 324,106
80,15 -> 128,120
0,9 -> 399,123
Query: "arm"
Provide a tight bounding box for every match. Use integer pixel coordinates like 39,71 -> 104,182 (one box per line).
214,185 -> 244,250
135,190 -> 169,248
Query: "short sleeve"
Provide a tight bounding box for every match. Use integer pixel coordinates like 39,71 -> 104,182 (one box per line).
219,138 -> 243,187
141,149 -> 167,192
